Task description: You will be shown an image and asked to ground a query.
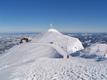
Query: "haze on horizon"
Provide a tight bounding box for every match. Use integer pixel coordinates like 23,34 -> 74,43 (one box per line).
0,0 -> 107,33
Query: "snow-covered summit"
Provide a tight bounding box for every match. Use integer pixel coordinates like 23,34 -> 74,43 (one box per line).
38,28 -> 84,55
48,28 -> 61,33
0,29 -> 84,71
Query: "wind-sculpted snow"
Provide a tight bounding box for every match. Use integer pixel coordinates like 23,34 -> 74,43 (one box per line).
11,58 -> 107,80
36,28 -> 84,54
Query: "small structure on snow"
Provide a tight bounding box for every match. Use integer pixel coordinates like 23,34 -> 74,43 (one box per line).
20,37 -> 31,43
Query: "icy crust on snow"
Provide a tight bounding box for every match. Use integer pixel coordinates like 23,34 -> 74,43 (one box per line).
35,28 -> 84,54
11,58 -> 107,80
84,43 -> 107,57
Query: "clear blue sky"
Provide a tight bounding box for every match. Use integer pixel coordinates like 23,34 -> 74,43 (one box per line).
0,0 -> 107,32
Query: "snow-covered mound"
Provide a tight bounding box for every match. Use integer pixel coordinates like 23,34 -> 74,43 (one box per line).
11,58 -> 107,80
84,43 -> 107,57
34,28 -> 84,55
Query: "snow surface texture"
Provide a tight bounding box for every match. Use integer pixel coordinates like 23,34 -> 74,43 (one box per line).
10,58 -> 107,80
0,29 -> 107,80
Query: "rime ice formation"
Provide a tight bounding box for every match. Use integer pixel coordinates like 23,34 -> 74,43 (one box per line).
48,28 -> 61,33
37,28 -> 84,56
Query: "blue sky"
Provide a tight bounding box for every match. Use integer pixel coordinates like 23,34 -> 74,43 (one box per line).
0,0 -> 107,32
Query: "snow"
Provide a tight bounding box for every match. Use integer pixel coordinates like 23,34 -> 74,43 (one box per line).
84,43 -> 107,57
0,28 -> 84,70
36,28 -> 84,55
48,28 -> 61,34
10,58 -> 107,80
0,29 -> 107,80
